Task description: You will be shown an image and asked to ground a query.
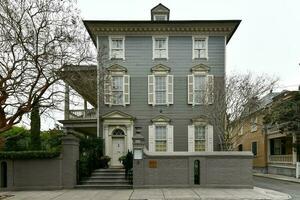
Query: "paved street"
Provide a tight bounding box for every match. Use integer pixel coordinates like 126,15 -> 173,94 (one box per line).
0,187 -> 291,200
254,176 -> 300,200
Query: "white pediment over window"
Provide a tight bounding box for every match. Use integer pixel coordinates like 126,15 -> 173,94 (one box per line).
191,116 -> 209,125
191,64 -> 210,74
102,110 -> 134,120
151,64 -> 170,74
151,115 -> 171,123
107,64 -> 127,73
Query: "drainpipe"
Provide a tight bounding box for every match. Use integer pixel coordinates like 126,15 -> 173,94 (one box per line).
64,84 -> 70,120
96,36 -> 100,138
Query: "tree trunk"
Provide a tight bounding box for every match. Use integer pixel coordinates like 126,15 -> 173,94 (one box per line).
30,102 -> 41,150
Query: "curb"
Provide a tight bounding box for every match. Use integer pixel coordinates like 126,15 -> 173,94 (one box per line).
254,173 -> 300,184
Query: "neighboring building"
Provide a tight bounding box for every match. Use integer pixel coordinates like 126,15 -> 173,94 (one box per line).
232,91 -> 299,177
60,4 -> 241,167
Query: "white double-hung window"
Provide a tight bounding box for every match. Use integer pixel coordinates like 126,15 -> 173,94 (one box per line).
155,126 -> 167,152
148,116 -> 173,152
153,36 -> 168,59
194,76 -> 207,104
111,76 -> 124,105
148,75 -> 173,106
109,36 -> 125,59
188,118 -> 214,152
148,64 -> 173,106
104,65 -> 130,106
193,36 -> 208,59
194,125 -> 206,151
155,76 -> 167,104
188,65 -> 214,106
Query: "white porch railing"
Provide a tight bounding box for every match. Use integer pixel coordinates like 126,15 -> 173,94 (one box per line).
269,155 -> 293,164
68,109 -> 96,119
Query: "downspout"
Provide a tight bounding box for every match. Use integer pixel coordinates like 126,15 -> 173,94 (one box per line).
96,36 -> 100,138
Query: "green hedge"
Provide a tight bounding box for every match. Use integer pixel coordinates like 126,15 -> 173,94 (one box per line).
0,150 -> 61,160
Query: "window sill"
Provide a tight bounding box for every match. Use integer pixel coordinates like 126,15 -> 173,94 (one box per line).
193,57 -> 208,61
153,58 -> 168,61
110,58 -> 125,61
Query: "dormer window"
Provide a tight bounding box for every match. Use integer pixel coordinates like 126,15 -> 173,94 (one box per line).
109,36 -> 125,60
151,4 -> 170,21
154,14 -> 167,21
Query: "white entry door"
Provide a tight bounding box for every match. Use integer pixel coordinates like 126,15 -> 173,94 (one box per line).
112,138 -> 125,166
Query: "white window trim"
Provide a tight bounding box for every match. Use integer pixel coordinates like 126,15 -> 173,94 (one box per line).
149,121 -> 173,153
104,74 -> 130,106
193,75 -> 206,105
192,36 -> 208,60
111,76 -> 124,106
148,74 -> 173,106
239,125 -> 244,136
188,73 -> 213,106
109,36 -> 125,60
154,14 -> 167,21
251,117 -> 258,132
152,36 -> 169,60
188,122 -> 214,152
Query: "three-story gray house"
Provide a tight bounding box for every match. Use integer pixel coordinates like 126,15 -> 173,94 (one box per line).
60,4 -> 241,167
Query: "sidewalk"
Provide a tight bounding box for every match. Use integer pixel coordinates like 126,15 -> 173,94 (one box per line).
254,173 -> 300,184
0,187 -> 291,200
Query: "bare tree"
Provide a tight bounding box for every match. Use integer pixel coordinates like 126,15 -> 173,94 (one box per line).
205,72 -> 278,150
0,0 -> 94,132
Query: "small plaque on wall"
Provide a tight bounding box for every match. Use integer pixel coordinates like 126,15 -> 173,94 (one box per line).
148,160 -> 157,168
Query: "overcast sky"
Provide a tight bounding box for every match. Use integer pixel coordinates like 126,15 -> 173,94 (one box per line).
36,0 -> 300,130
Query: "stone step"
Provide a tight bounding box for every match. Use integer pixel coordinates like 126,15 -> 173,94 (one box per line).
93,168 -> 125,172
75,184 -> 132,189
85,176 -> 126,180
81,180 -> 130,185
91,172 -> 125,176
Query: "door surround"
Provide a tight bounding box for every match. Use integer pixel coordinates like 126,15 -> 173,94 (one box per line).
101,111 -> 134,167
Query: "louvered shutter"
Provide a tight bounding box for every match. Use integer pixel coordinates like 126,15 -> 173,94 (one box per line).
205,124 -> 214,152
148,75 -> 155,105
206,75 -> 214,105
188,125 -> 195,152
148,125 -> 155,152
188,75 -> 194,105
104,75 -> 112,105
123,75 -> 130,105
167,75 -> 173,105
167,125 -> 174,152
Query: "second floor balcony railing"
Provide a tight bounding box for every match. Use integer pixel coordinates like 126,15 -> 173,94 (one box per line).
68,109 -> 96,120
266,121 -> 296,134
268,154 -> 293,164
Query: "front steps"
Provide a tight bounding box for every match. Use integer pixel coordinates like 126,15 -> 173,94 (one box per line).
76,168 -> 132,189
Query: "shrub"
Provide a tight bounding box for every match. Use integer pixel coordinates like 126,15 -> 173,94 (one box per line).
119,151 -> 133,177
0,150 -> 60,159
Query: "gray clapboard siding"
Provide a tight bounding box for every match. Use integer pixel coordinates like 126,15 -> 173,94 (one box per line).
97,35 -> 225,151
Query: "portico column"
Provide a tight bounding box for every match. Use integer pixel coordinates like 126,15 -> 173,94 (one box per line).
293,133 -> 297,165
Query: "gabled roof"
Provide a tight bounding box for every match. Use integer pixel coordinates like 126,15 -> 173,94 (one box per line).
151,3 -> 170,12
151,3 -> 170,20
